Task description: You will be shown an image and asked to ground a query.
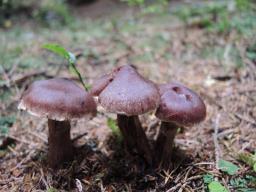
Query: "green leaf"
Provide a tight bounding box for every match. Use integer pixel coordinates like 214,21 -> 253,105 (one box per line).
253,163 -> 256,172
230,178 -> 247,188
47,187 -> 58,192
237,188 -> 256,192
246,43 -> 256,60
122,0 -> 145,6
107,118 -> 119,134
43,44 -> 76,65
42,43 -> 88,91
0,116 -> 16,135
238,152 -> 256,172
107,118 -> 122,142
203,174 -> 214,184
0,126 -> 9,135
208,181 -> 228,192
218,159 -> 239,175
42,44 -> 71,62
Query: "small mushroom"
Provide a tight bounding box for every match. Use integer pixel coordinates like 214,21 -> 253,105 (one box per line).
91,65 -> 160,164
18,78 -> 96,168
154,82 -> 206,167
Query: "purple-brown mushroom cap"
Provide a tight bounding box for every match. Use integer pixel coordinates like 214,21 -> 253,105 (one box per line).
90,73 -> 114,96
18,78 -> 97,121
155,82 -> 206,126
98,65 -> 160,116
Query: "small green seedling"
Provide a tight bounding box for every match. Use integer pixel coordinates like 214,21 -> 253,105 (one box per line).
107,118 -> 122,142
42,43 -> 89,91
238,152 -> 256,172
229,175 -> 256,191
47,187 -> 58,192
203,174 -> 214,184
218,159 -> 240,175
0,115 -> 16,135
208,181 -> 228,192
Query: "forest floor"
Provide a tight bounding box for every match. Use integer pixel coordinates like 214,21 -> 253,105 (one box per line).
0,0 -> 256,191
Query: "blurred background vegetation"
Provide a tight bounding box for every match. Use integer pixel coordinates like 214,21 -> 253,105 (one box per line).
0,0 -> 72,27
1,0 -> 256,95
1,0 -> 255,32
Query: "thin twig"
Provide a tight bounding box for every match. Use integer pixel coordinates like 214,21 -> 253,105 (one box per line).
234,113 -> 256,126
40,168 -> 50,189
10,149 -> 36,172
12,71 -> 46,85
72,132 -> 88,143
27,130 -> 48,143
75,178 -> 83,192
166,175 -> 202,192
213,114 -> 221,170
8,135 -> 36,146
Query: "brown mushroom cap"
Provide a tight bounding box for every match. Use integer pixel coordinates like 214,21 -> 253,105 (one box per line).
90,73 -> 114,96
18,78 -> 97,121
155,82 -> 206,125
90,66 -> 125,96
98,65 -> 160,116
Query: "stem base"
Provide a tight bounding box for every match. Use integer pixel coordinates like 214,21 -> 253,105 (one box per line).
154,122 -> 178,168
117,115 -> 152,165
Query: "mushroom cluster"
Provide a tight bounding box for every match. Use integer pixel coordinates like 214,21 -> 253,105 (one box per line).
91,64 -> 206,167
18,64 -> 206,169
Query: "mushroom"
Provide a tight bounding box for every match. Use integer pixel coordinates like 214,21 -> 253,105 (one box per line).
154,82 -> 206,167
91,65 -> 160,164
90,73 -> 115,97
18,78 -> 96,168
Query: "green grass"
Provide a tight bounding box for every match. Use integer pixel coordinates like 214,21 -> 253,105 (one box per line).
107,118 -> 122,141
0,115 -> 16,135
1,0 -> 72,27
1,1 -> 254,76
199,45 -> 244,70
173,0 -> 256,35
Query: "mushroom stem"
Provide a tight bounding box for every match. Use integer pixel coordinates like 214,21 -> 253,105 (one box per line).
154,121 -> 178,168
117,114 -> 152,165
48,119 -> 73,168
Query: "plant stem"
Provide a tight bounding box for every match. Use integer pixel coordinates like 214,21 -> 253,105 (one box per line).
70,62 -> 89,91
